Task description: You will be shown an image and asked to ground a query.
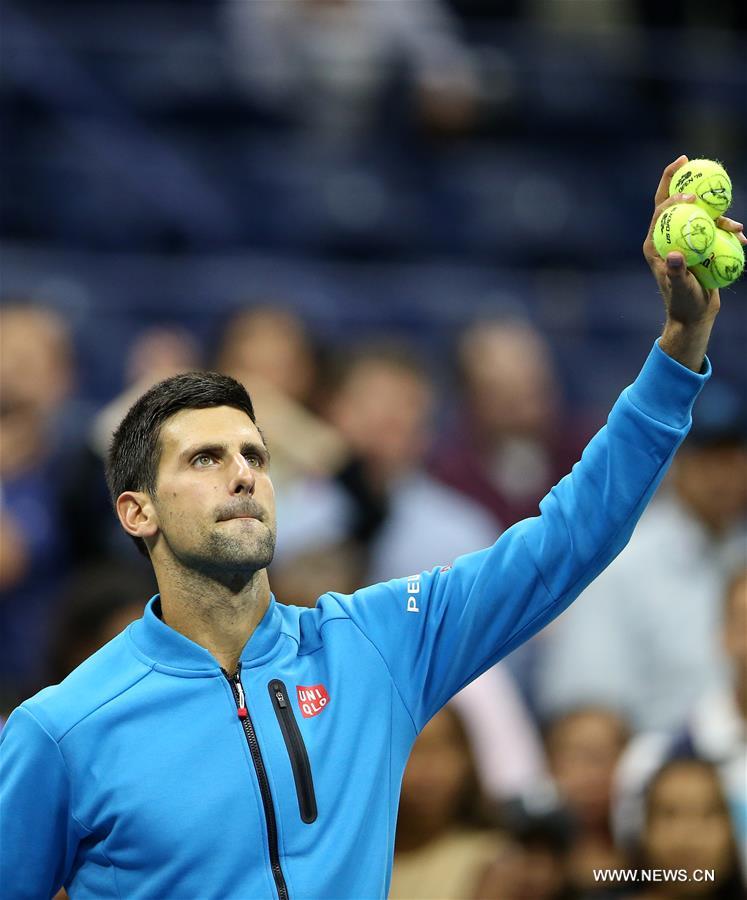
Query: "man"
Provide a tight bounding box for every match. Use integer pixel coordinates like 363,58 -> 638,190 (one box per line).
0,158 -> 744,899
430,317 -> 575,530
0,303 -> 77,704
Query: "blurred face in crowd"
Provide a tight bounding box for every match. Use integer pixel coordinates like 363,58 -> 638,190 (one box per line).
458,321 -> 558,443
0,305 -> 74,477
0,305 -> 73,417
125,326 -> 201,388
672,443 -> 747,534
398,707 -> 475,842
122,406 -> 276,580
643,761 -> 737,892
545,708 -> 629,832
723,569 -> 747,708
328,357 -> 434,483
216,308 -> 316,405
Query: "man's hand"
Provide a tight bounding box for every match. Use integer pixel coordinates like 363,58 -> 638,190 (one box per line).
643,155 -> 746,371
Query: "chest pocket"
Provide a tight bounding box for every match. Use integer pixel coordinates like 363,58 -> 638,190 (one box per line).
268,680 -> 318,824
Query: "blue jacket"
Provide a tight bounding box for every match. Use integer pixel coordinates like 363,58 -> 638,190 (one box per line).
0,342 -> 709,900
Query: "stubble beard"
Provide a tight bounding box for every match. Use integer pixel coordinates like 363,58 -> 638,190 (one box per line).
164,520 -> 277,585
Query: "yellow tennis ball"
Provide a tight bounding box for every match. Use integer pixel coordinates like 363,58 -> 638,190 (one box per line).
691,229 -> 745,290
669,158 -> 732,218
653,204 -> 716,266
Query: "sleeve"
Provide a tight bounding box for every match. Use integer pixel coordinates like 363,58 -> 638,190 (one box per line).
0,706 -> 82,899
327,341 -> 710,730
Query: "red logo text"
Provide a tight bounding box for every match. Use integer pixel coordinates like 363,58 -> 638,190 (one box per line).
296,684 -> 330,718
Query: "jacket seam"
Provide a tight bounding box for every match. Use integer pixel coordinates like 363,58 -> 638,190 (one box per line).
57,665 -> 156,742
96,845 -> 122,900
19,707 -> 94,837
321,614 -> 418,736
623,383 -> 692,432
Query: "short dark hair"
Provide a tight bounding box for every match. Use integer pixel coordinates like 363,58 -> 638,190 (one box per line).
105,371 -> 257,556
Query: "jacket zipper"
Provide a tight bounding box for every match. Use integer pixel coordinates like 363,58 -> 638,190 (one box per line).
226,665 -> 290,900
268,680 -> 318,824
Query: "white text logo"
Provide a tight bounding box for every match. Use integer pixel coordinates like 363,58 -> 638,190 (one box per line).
405,575 -> 420,613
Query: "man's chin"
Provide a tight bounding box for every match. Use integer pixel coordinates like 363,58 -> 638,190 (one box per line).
199,529 -> 276,575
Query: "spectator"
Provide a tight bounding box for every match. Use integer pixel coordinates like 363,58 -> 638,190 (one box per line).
633,758 -> 744,899
47,563 -> 157,684
452,663 -> 551,803
472,806 -> 576,900
390,705 -> 500,900
323,343 -> 501,581
215,306 -> 347,489
0,303 -> 77,705
62,325 -> 203,566
214,306 -> 318,407
544,706 -> 631,894
431,318 -> 585,529
224,0 -> 478,146
614,566 -> 747,873
269,539 -> 365,610
535,382 -> 747,731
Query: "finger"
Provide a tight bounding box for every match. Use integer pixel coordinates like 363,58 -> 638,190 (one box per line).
716,216 -> 744,231
643,193 -> 697,263
715,216 -> 747,244
654,155 -> 688,208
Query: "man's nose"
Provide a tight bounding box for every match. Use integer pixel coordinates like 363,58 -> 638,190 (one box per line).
229,454 -> 256,495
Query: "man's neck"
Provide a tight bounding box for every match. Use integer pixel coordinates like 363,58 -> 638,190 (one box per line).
156,563 -> 271,675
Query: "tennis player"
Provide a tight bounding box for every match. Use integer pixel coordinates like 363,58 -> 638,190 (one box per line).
1,157 -> 744,899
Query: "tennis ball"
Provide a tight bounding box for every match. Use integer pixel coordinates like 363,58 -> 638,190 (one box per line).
691,229 -> 745,290
669,158 -> 732,218
653,203 -> 716,266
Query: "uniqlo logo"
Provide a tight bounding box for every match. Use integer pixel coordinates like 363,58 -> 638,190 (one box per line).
296,684 -> 330,718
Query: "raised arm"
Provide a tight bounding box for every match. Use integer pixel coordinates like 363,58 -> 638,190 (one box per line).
325,158 -> 744,730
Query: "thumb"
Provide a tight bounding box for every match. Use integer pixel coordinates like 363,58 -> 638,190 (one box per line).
665,251 -> 706,322
666,252 -> 689,295
666,251 -> 686,278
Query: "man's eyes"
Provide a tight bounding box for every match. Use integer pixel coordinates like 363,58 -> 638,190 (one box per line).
191,452 -> 264,468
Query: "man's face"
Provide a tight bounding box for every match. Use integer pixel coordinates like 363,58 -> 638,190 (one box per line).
149,406 -> 276,579
674,444 -> 747,532
328,360 -> 434,477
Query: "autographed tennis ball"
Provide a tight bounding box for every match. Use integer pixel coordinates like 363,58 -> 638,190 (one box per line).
691,229 -> 745,290
669,158 -> 732,218
653,204 -> 716,266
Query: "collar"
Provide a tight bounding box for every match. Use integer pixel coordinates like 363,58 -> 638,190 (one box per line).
128,593 -> 284,677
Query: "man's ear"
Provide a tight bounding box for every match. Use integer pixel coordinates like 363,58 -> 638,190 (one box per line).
116,491 -> 159,542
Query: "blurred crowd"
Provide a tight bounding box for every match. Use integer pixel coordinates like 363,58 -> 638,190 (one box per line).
2,0 -> 747,897
1,299 -> 745,898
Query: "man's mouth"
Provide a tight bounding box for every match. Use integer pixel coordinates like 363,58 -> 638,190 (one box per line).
216,504 -> 264,523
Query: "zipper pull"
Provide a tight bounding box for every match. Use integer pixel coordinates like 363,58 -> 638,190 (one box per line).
233,673 -> 248,719
274,685 -> 287,709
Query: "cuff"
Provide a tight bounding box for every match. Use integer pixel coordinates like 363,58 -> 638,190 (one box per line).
625,339 -> 711,430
